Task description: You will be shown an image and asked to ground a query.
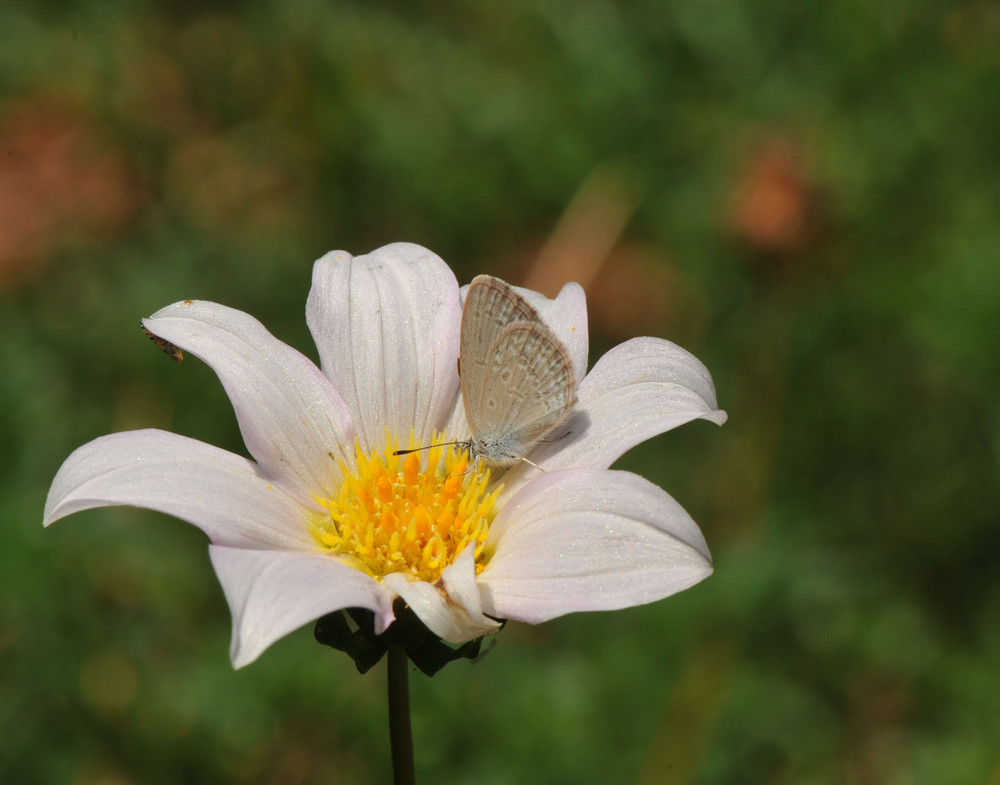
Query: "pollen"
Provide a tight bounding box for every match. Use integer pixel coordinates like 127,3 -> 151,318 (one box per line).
310,434 -> 499,583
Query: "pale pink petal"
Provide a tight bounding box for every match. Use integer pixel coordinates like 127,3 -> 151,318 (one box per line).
306,244 -> 461,452
529,336 -> 727,473
383,548 -> 502,642
210,546 -> 396,668
478,469 -> 712,623
143,301 -> 354,505
44,429 -> 317,549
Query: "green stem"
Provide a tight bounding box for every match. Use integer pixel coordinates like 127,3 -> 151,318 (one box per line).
387,645 -> 416,785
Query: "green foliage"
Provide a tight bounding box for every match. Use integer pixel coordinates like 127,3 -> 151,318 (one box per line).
2,1 -> 997,783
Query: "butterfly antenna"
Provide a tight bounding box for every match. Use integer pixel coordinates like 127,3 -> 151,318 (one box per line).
393,440 -> 468,457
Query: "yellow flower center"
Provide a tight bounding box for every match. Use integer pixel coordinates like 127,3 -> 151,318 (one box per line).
310,434 -> 499,583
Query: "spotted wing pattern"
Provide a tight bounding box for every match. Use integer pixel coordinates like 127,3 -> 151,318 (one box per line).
460,276 -> 576,465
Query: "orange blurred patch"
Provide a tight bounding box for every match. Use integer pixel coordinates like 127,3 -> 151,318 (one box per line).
727,140 -> 817,258
0,97 -> 137,287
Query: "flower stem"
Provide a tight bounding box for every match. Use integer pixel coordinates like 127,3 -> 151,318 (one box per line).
387,644 -> 416,785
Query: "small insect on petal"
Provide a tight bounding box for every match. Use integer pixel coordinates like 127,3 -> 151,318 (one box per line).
140,322 -> 184,362
394,276 -> 576,471
461,276 -> 576,467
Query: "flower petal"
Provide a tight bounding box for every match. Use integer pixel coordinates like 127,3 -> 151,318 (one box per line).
530,336 -> 727,472
143,300 -> 355,505
44,429 -> 317,549
383,547 -> 502,643
478,469 -> 712,623
306,244 -> 461,452
210,546 -> 396,668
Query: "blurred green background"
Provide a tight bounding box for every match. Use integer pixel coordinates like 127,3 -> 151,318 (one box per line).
2,1 -> 998,783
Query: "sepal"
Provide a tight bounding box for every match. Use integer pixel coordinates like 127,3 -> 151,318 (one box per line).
314,598 -> 502,676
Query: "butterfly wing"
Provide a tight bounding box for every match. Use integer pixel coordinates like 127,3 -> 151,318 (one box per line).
485,321 -> 576,443
460,276 -> 541,436
461,276 -> 576,464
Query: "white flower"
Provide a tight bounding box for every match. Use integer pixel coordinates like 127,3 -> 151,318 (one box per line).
44,243 -> 727,668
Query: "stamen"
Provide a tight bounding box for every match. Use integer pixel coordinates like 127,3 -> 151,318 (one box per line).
310,433 -> 499,583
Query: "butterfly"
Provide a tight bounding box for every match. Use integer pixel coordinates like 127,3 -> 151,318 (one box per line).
457,275 -> 576,468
